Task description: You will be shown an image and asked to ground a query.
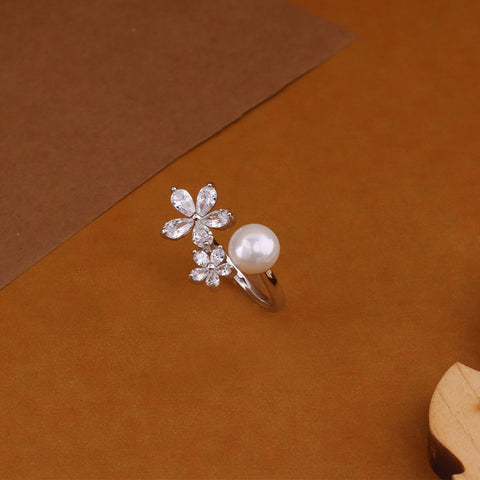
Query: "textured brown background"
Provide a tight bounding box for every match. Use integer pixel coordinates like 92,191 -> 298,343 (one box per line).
1,0 -> 480,479
0,0 -> 351,290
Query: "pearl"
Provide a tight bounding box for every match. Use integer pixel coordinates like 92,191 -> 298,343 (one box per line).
228,224 -> 280,274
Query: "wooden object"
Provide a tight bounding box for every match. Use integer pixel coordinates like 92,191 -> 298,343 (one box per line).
429,363 -> 480,479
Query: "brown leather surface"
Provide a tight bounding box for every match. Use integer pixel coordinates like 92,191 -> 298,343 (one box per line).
1,0 -> 479,478
0,0 -> 352,291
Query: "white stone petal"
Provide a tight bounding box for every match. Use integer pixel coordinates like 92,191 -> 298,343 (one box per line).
196,185 -> 217,216
162,218 -> 194,239
206,271 -> 220,288
216,263 -> 232,276
210,245 -> 225,266
170,188 -> 195,217
193,250 -> 209,267
190,267 -> 208,282
192,223 -> 213,248
201,209 -> 233,229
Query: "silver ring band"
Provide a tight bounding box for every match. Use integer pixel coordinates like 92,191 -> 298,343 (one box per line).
162,183 -> 284,312
221,241 -> 284,311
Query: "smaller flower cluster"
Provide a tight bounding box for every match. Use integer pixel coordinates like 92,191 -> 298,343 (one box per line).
190,246 -> 232,288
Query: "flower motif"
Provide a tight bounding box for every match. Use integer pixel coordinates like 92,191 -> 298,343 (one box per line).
189,245 -> 233,288
162,183 -> 234,248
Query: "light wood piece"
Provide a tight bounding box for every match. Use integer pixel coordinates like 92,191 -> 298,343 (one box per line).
429,363 -> 480,479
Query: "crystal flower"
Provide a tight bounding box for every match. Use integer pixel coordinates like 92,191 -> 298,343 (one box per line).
162,183 -> 234,248
189,245 -> 233,288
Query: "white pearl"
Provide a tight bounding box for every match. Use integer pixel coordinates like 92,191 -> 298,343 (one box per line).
228,224 -> 280,274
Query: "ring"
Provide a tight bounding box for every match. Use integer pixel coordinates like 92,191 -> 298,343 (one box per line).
162,183 -> 285,312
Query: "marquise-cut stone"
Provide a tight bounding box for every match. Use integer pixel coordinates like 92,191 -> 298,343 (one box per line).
190,267 -> 208,281
216,264 -> 232,276
196,185 -> 217,216
201,209 -> 232,229
210,246 -> 225,266
206,271 -> 220,288
192,223 -> 213,247
162,218 -> 194,239
171,189 -> 195,217
193,250 -> 209,267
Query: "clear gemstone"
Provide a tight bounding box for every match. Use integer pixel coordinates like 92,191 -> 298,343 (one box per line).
162,218 -> 194,239
193,250 -> 209,267
192,223 -> 213,248
210,245 -> 225,266
190,267 -> 208,281
201,209 -> 232,229
216,263 -> 232,276
205,271 -> 220,288
196,185 -> 217,216
170,189 -> 195,217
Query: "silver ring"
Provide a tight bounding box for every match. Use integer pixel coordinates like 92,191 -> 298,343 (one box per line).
162,183 -> 284,312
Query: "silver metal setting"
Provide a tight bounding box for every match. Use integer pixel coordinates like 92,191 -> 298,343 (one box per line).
162,183 -> 284,312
